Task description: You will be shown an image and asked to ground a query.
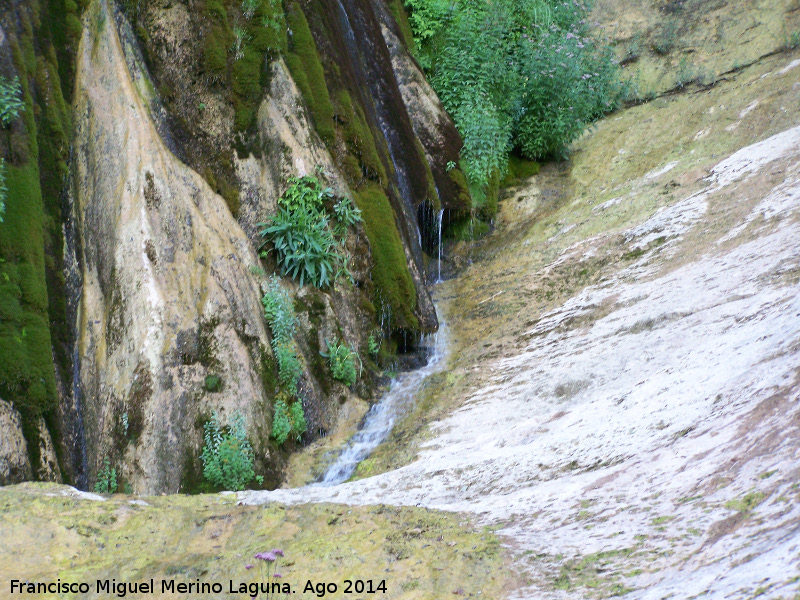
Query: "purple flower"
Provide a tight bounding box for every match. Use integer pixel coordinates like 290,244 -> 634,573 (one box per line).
255,551 -> 277,562
245,564 -> 254,570
273,573 -> 282,578
270,548 -> 285,557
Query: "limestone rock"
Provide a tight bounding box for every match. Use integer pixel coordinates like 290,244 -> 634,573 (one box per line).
70,0 -> 271,494
0,400 -> 31,485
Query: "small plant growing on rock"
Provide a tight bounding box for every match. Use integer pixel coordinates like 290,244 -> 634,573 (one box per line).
321,338 -> 360,387
368,334 -> 381,359
242,0 -> 259,19
271,397 -> 307,445
94,457 -> 117,494
201,411 -> 263,491
258,175 -> 361,288
0,76 -> 24,127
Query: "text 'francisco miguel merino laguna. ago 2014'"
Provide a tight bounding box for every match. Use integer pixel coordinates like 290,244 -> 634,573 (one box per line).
10,578 -> 389,597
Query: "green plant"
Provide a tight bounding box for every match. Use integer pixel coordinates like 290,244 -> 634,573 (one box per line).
232,27 -> 251,60
204,374 -> 222,392
262,277 -> 297,345
787,30 -> 800,50
201,411 -> 263,491
404,0 -> 621,206
242,0 -> 259,19
321,339 -> 360,387
274,343 -> 302,395
0,76 -> 24,127
94,457 -> 118,494
262,277 -> 303,394
259,175 -> 359,288
271,397 -> 306,445
368,334 -> 381,359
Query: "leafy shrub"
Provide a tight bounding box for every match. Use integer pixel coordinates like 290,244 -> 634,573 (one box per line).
368,334 -> 381,359
94,457 -> 117,494
0,76 -> 24,127
259,176 -> 361,288
275,343 -> 303,395
262,277 -> 303,394
271,397 -> 307,444
262,276 -> 297,345
321,339 -> 360,387
201,411 -> 262,491
404,0 -> 621,200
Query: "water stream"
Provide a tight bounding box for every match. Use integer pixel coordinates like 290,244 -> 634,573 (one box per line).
437,209 -> 444,283
318,308 -> 449,485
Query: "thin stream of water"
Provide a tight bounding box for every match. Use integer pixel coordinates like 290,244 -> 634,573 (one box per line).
318,312 -> 449,486
437,209 -> 444,283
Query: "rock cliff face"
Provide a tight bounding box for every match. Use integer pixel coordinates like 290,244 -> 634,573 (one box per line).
4,0 -> 464,493
69,0 -> 275,494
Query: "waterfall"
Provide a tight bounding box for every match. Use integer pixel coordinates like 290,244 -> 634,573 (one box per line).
437,209 -> 444,282
318,311 -> 449,485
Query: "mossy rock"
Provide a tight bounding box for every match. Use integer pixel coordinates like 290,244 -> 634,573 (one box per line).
354,185 -> 419,332
284,2 -> 335,145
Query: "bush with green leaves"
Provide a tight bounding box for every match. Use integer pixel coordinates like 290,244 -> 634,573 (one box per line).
201,411 -> 263,491
94,457 -> 117,494
321,338 -> 360,387
262,276 -> 297,345
368,334 -> 381,359
0,76 -> 24,128
271,397 -> 307,444
404,0 -> 622,198
258,175 -> 361,288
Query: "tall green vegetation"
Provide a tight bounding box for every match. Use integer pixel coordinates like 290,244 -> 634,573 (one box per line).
404,0 -> 622,208
258,174 -> 361,289
261,276 -> 307,444
201,411 -> 263,491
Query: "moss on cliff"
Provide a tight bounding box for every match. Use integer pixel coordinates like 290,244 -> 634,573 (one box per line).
284,2 -> 335,145
354,185 -> 418,332
0,0 -> 76,478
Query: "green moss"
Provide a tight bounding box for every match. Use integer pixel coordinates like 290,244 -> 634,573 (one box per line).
354,185 -> 419,332
0,160 -> 57,419
203,374 -> 222,392
447,166 -> 472,208
502,154 -> 540,186
203,25 -> 229,75
445,217 -> 490,242
284,2 -> 335,145
334,89 -> 386,183
386,0 -> 417,56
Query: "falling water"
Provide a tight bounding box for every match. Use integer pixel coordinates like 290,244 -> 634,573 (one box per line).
437,209 -> 444,283
318,313 -> 449,486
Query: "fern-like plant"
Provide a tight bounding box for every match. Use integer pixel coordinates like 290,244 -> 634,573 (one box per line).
94,457 -> 118,494
321,338 -> 360,387
201,411 -> 263,491
258,175 -> 361,288
0,76 -> 24,127
271,397 -> 307,445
